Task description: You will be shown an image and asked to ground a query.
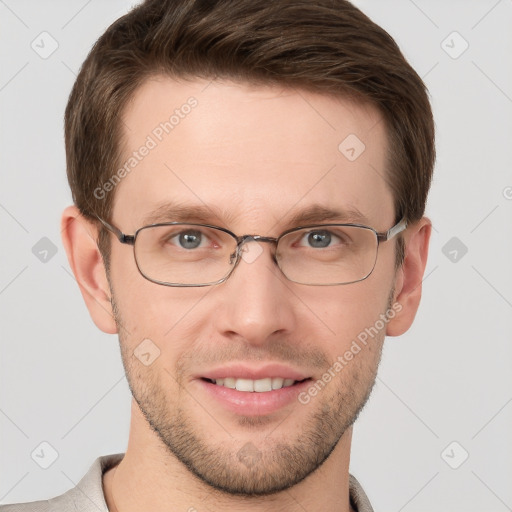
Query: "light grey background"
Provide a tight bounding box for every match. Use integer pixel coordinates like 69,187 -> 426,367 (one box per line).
1,1 -> 511,510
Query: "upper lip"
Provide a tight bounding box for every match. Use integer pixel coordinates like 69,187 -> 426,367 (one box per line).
198,363 -> 310,381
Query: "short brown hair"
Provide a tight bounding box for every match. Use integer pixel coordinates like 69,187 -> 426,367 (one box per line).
65,0 -> 435,269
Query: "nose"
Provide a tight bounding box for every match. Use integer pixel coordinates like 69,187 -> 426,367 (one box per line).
213,238 -> 297,346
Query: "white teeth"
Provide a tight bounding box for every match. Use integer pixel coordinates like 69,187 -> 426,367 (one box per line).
235,378 -> 254,392
223,377 -> 236,389
213,377 -> 298,392
271,377 -> 284,390
254,378 -> 272,392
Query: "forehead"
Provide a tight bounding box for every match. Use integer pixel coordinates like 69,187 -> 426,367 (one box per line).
112,76 -> 394,232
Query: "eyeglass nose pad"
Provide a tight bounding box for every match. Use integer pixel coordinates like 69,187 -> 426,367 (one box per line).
229,244 -> 244,265
229,250 -> 237,265
228,236 -> 276,267
228,237 -> 251,265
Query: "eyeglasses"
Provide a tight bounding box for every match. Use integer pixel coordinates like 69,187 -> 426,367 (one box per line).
97,217 -> 407,287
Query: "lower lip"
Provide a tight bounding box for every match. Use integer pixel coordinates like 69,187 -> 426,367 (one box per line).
196,379 -> 312,416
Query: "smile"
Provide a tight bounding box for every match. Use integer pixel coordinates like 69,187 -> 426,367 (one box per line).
203,377 -> 307,392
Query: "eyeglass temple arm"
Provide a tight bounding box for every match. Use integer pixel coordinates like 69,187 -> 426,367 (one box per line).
96,217 -> 135,245
377,218 -> 407,242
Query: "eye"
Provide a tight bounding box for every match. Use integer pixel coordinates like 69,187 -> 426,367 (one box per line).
168,229 -> 209,249
298,229 -> 344,249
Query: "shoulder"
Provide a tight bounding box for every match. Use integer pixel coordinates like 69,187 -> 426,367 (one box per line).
349,473 -> 374,512
0,502 -> 49,512
0,453 -> 124,512
0,488 -> 74,512
0,495 -> 61,512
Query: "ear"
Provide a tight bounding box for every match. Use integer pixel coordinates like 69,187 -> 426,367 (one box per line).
61,205 -> 117,334
386,216 -> 431,337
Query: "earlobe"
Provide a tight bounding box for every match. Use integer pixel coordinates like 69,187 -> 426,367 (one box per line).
61,205 -> 118,334
386,217 -> 432,337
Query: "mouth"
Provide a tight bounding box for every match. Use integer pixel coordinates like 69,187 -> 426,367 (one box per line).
201,376 -> 311,392
194,363 -> 314,416
195,365 -> 314,416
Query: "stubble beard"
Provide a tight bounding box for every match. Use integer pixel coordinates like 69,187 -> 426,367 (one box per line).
110,290 -> 391,497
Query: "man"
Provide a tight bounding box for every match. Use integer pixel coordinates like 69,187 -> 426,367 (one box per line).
1,0 -> 434,510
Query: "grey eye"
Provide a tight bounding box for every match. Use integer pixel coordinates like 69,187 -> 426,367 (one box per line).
178,230 -> 203,249
307,230 -> 332,248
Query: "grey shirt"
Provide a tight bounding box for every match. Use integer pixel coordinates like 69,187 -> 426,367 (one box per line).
0,453 -> 374,511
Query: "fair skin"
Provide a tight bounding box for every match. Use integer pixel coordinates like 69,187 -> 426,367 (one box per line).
62,77 -> 430,512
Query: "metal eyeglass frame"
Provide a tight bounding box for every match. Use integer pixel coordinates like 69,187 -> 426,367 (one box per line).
96,216 -> 408,287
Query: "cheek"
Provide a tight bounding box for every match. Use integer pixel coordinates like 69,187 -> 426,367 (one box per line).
111,272 -> 211,356
300,281 -> 391,353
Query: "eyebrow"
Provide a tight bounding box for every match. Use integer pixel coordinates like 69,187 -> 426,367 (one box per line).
286,204 -> 370,226
141,201 -> 370,230
141,201 -> 238,226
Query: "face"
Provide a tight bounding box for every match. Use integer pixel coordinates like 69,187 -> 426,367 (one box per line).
107,77 -> 398,495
